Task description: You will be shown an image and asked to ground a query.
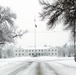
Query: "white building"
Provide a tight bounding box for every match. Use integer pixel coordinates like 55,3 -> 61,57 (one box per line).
14,47 -> 58,57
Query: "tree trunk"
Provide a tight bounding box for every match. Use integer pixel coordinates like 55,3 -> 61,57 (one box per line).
74,19 -> 76,62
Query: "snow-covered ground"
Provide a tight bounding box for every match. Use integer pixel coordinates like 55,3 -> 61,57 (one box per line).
0,57 -> 32,75
0,56 -> 76,75
0,56 -> 74,68
51,59 -> 76,68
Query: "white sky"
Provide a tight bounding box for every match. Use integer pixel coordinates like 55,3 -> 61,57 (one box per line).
0,0 -> 70,48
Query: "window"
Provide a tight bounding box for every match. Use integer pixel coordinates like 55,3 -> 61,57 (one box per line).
52,53 -> 53,55
41,50 -> 43,52
48,50 -> 50,51
49,53 -> 50,55
42,53 -> 43,55
19,53 -> 21,56
22,54 -> 24,55
22,50 -> 24,52
39,50 -> 40,51
29,53 -> 31,55
29,50 -> 31,52
39,53 -> 40,55
55,50 -> 57,51
55,53 -> 57,55
35,50 -> 37,52
32,53 -> 34,55
26,50 -> 28,52
52,50 -> 53,51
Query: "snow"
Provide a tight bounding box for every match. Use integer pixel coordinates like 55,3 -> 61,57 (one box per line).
47,62 -> 76,75
0,57 -> 30,75
52,59 -> 76,68
0,56 -> 76,75
0,56 -> 74,67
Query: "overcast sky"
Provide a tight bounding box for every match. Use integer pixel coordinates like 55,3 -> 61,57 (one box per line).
0,0 -> 70,48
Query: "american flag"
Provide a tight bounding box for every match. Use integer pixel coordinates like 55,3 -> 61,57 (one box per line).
34,18 -> 37,28
35,24 -> 37,27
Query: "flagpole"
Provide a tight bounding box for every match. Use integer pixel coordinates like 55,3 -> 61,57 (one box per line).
34,24 -> 36,50
34,18 -> 37,51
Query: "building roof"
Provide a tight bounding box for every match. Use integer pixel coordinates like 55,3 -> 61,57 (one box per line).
15,46 -> 58,51
23,47 -> 50,50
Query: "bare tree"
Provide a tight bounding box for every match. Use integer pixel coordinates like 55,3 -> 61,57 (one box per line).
39,0 -> 76,61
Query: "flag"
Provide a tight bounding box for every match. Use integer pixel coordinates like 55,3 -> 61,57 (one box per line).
34,18 -> 37,27
35,24 -> 37,27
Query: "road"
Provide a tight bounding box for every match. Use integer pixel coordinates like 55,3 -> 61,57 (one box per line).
0,59 -> 76,75
16,62 -> 57,75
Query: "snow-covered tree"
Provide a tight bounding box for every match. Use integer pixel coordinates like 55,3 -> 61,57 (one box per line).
39,0 -> 76,61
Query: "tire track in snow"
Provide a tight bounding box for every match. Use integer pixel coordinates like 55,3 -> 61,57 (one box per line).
25,62 -> 59,75
12,62 -> 59,75
36,62 -> 42,75
31,62 -> 59,75
8,62 -> 33,75
20,62 -> 42,75
43,63 -> 59,75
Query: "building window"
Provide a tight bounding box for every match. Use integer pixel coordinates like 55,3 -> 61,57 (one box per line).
55,50 -> 57,51
22,54 -> 24,55
48,50 -> 50,51
41,50 -> 43,52
39,50 -> 40,51
35,50 -> 37,51
22,50 -> 24,52
29,53 -> 31,55
55,53 -> 57,55
39,53 -> 40,55
52,50 -> 53,51
52,53 -> 53,55
26,50 -> 28,52
16,54 -> 17,55
49,53 -> 50,55
19,53 -> 21,56
29,50 -> 31,52
32,53 -> 34,55
42,53 -> 43,55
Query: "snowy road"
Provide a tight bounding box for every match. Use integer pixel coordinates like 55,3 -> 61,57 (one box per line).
9,61 -> 76,75
47,61 -> 76,75
0,57 -> 76,75
17,62 -> 57,75
0,61 -> 32,75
